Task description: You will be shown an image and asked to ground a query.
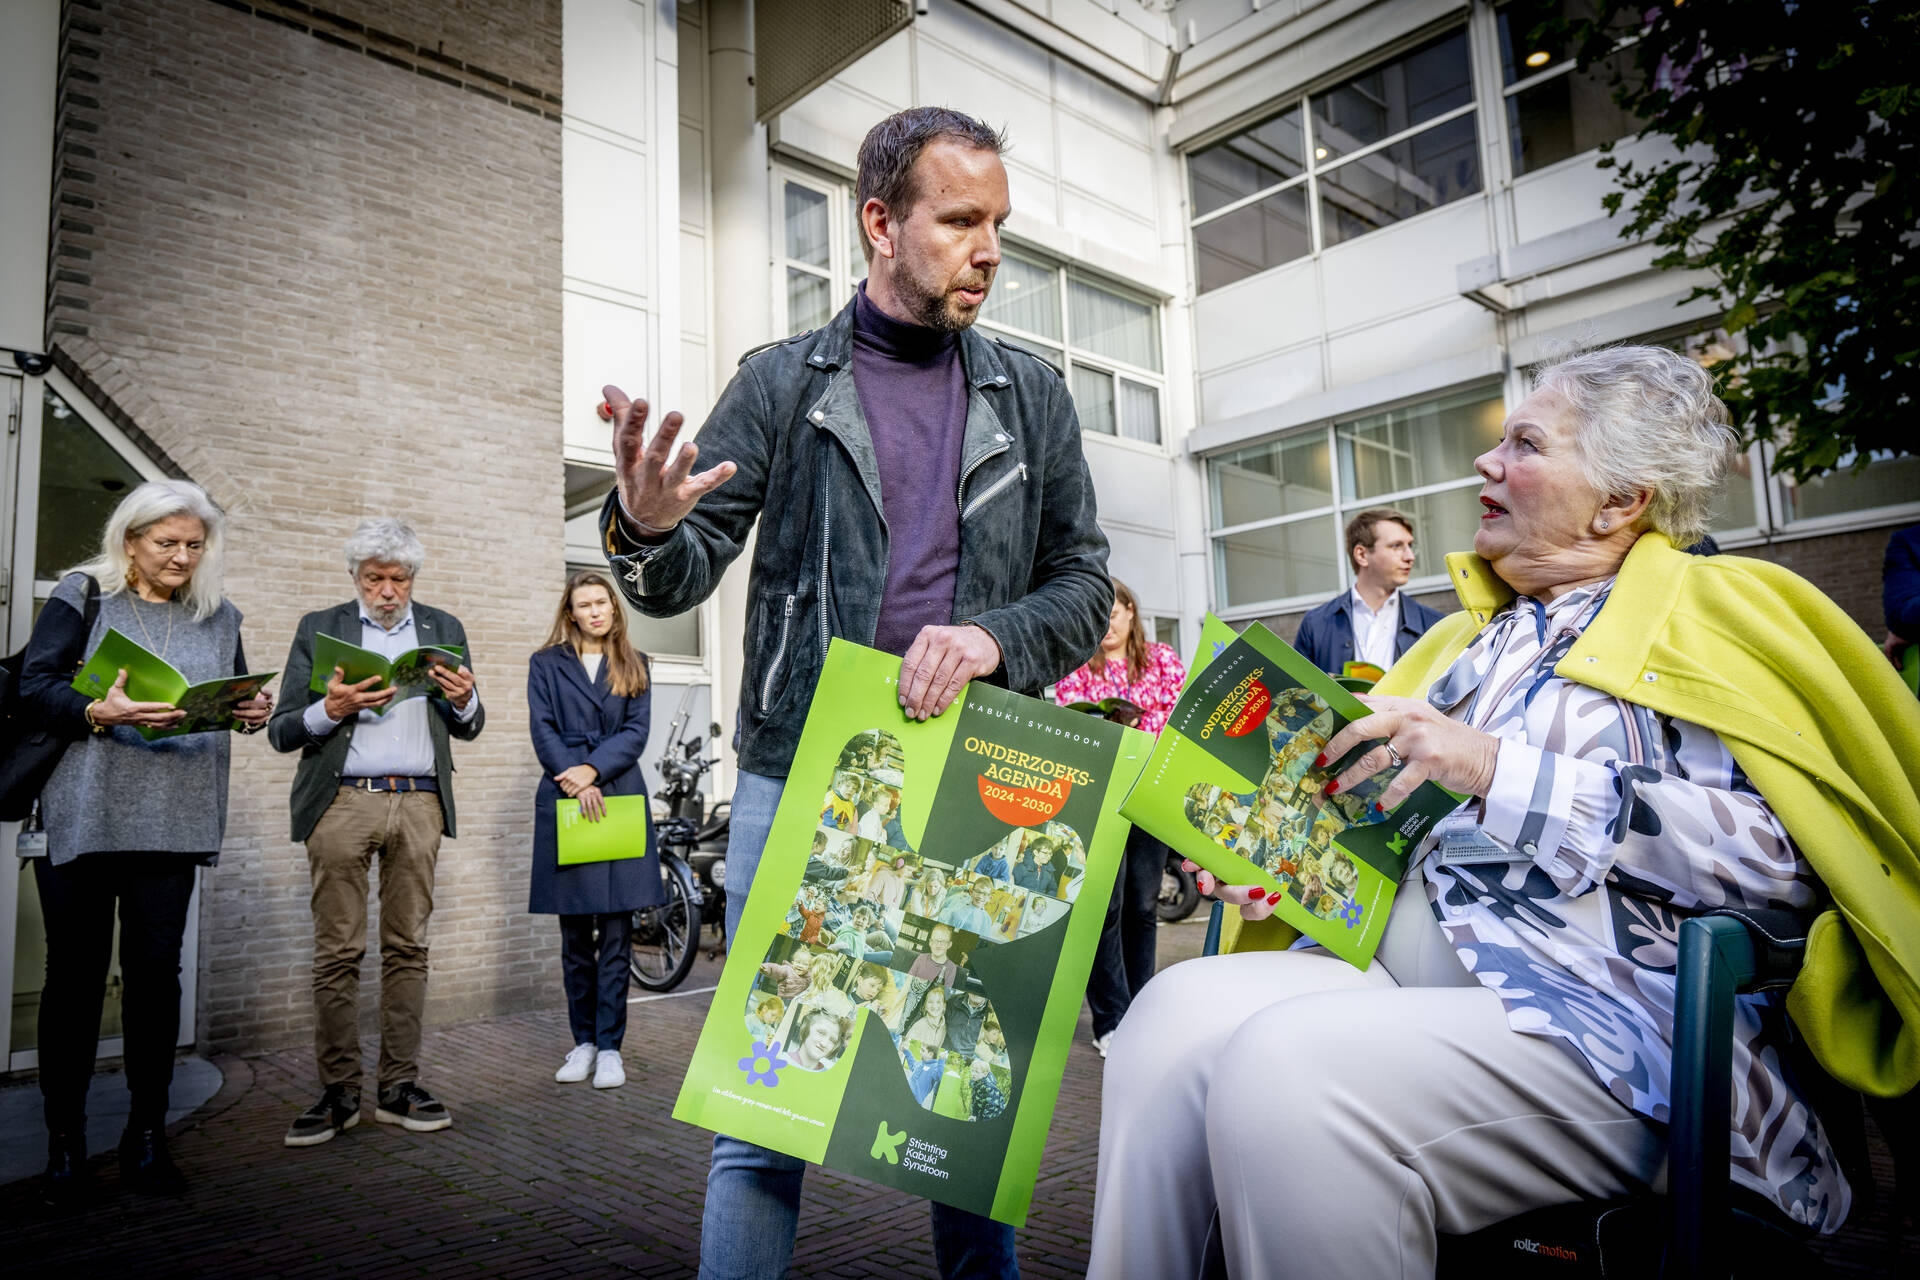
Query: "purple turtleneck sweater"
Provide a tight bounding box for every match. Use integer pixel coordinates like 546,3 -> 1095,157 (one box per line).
852,284 -> 968,655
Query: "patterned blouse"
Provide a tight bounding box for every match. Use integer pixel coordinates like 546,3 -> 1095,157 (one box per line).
1418,579 -> 1847,1233
1053,641 -> 1188,736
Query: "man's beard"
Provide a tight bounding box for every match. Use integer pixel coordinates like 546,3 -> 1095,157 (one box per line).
897,261 -> 990,332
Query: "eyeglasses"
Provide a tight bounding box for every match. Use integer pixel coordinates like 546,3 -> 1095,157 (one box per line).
141,535 -> 207,558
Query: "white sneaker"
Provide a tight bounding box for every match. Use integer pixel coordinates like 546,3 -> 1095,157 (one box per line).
1091,1032 -> 1113,1059
555,1043 -> 596,1083
592,1049 -> 626,1090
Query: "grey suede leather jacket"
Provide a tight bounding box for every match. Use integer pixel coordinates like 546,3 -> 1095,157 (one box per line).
599,296 -> 1112,778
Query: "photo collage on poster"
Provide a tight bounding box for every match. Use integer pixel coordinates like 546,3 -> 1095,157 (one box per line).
1180,687 -> 1397,926
744,728 -> 1087,1122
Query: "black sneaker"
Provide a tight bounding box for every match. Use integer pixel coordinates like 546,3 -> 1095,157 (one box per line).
374,1080 -> 452,1132
118,1126 -> 187,1195
284,1083 -> 361,1147
40,1130 -> 87,1209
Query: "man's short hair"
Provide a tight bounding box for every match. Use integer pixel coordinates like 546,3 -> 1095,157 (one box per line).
1343,507 -> 1414,571
855,107 -> 1008,260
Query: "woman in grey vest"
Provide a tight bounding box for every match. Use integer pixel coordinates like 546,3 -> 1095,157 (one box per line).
19,479 -> 271,1202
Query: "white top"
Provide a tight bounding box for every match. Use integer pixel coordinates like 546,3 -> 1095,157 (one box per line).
1348,587 -> 1402,671
302,606 -> 481,776
581,652 -> 604,681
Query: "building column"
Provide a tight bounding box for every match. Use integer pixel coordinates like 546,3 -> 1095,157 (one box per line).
706,0 -> 771,781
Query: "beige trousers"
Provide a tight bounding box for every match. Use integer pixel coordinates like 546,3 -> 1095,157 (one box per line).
1087,898 -> 1667,1280
306,787 -> 443,1090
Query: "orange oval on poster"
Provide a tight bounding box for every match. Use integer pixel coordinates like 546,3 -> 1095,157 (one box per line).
976,773 -> 1073,826
1224,681 -> 1271,736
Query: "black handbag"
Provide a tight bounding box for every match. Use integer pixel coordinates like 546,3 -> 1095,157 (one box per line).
0,575 -> 101,822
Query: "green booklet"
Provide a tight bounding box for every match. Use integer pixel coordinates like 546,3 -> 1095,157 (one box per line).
555,795 -> 651,865
71,627 -> 278,741
308,632 -> 464,715
673,639 -> 1149,1226
1120,615 -> 1464,969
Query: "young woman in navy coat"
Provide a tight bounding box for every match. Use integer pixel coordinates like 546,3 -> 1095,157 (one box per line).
528,570 -> 663,1090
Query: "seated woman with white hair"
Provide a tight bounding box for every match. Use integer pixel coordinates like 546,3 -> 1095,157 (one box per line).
1087,346 -> 1920,1278
20,479 -> 271,1202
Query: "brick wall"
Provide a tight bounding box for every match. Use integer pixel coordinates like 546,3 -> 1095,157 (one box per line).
50,0 -> 566,1057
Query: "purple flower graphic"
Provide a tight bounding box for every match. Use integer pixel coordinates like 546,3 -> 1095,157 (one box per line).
739,1039 -> 789,1087
1340,898 -> 1364,930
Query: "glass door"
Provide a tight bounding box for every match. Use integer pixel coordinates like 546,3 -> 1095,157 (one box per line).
3,370 -> 198,1072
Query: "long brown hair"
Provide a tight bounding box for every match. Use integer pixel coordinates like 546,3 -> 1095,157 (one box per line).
1089,577 -> 1151,684
543,570 -> 649,697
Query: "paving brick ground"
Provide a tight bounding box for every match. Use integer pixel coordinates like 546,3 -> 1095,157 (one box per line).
1,916 -> 1911,1277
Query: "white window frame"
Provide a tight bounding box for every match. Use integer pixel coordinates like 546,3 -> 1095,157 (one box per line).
769,169 -> 1171,454
772,164 -> 861,337
1204,380 -> 1506,619
1186,22 -> 1484,294
975,247 -> 1170,455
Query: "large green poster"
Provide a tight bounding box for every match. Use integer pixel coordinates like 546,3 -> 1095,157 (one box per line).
1120,617 -> 1464,969
673,639 -> 1148,1225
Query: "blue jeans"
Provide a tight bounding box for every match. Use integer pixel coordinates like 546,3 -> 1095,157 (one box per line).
701,770 -> 1020,1280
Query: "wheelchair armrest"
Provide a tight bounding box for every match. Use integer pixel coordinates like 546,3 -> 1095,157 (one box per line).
1668,908 -> 1814,1277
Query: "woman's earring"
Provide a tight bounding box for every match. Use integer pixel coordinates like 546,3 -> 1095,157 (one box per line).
1598,519 -> 1610,531
124,564 -> 140,588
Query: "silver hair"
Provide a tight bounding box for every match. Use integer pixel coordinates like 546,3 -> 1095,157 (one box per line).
343,517 -> 425,578
1530,344 -> 1739,548
65,479 -> 229,621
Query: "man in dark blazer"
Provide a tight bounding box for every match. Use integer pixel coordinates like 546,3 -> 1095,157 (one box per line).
1294,507 -> 1445,678
268,518 -> 483,1148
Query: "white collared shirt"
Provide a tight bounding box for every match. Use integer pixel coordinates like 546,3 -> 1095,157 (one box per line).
301,606 -> 480,777
1349,586 -> 1402,671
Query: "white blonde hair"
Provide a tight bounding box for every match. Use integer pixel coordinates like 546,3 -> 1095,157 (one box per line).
67,479 -> 227,621
1530,345 -> 1740,548
344,516 -> 425,578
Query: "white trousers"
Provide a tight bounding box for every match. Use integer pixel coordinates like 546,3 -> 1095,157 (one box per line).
1087,899 -> 1667,1280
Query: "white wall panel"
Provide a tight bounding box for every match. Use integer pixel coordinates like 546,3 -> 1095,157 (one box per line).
1050,55 -> 1152,138
1084,439 -> 1177,522
1100,525 -> 1181,610
1200,343 -> 1324,422
1057,111 -> 1155,213
564,129 -> 650,298
679,229 -> 707,337
1318,200 -> 1491,334
921,3 -> 1052,87
1326,297 -> 1495,389
839,31 -> 914,108
679,122 -> 706,227
916,43 -> 1056,171
563,291 -> 650,460
565,0 -> 653,139
1193,258 -> 1321,373
1005,160 -> 1061,232
1060,190 -> 1157,264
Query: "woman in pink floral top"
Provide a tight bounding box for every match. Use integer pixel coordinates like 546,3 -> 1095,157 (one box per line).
1054,579 -> 1187,1054
1052,583 -> 1187,736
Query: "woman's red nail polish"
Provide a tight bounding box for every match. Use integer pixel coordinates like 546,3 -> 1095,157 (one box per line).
1313,753 -> 1327,768
1266,889 -> 1284,903
1373,802 -> 1385,814
1324,778 -> 1339,795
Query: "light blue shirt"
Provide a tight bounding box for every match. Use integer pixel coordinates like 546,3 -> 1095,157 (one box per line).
301,606 -> 480,777
936,901 -> 994,934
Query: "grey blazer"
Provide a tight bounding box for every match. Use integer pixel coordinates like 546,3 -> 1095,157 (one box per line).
266,601 -> 484,841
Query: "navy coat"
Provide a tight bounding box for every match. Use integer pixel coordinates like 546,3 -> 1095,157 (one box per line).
527,644 -> 663,915
1293,589 -> 1446,678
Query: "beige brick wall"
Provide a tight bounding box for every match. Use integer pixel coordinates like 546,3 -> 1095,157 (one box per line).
50,0 -> 566,1058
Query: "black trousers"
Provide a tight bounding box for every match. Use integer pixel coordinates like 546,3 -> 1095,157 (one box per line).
35,851 -> 199,1133
1086,825 -> 1166,1038
559,912 -> 633,1051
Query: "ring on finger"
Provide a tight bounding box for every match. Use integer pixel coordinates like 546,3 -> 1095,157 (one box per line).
1384,742 -> 1404,768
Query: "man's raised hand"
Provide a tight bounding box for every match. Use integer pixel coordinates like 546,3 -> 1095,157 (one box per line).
604,384 -> 736,538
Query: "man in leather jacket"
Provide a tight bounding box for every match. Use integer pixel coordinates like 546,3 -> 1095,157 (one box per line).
597,107 -> 1110,1280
